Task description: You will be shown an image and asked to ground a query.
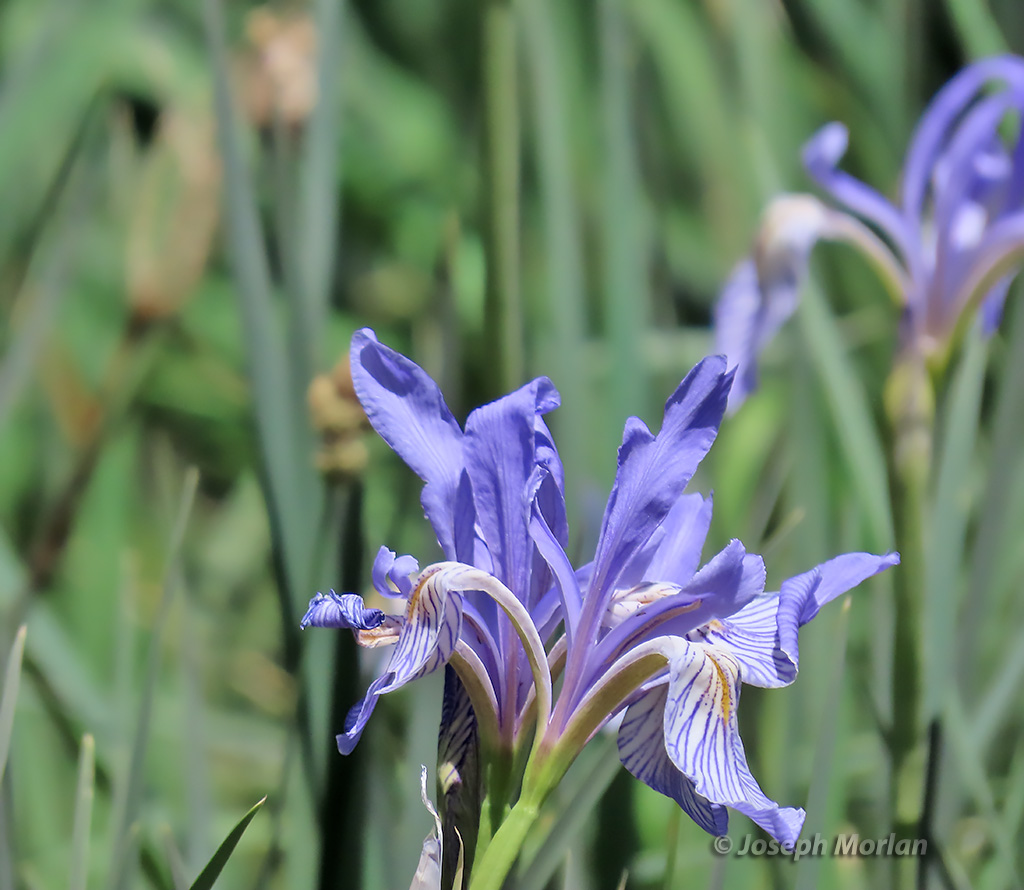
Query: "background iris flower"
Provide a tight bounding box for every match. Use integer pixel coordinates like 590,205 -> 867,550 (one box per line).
716,55 -> 1024,409
302,331 -> 898,889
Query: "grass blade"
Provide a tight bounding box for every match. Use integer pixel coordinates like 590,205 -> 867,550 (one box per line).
798,281 -> 893,550
600,0 -> 647,431
69,733 -> 95,890
298,0 -> 344,358
109,469 -> 199,890
180,607 -> 212,875
943,0 -> 1007,57
963,298 -> 1024,689
926,328 -> 987,721
201,0 -> 313,624
945,693 -> 1022,887
161,825 -> 190,890
974,621 -> 1024,754
520,0 -> 589,502
794,598 -> 851,890
0,626 -> 27,787
482,0 -> 524,395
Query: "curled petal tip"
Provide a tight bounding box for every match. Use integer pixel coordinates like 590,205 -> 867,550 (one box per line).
802,122 -> 850,171
300,591 -> 387,630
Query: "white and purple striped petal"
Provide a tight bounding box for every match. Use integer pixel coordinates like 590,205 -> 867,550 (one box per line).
336,566 -> 464,754
662,642 -> 805,845
618,683 -> 729,836
592,540 -> 766,675
300,591 -> 387,630
682,551 -> 899,689
775,551 -> 899,677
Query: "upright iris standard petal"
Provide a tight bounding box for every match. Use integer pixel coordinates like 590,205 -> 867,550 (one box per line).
901,56 -> 1024,220
801,123 -> 916,269
641,493 -> 714,586
463,377 -> 561,602
350,329 -> 465,557
582,356 -> 732,635
527,482 -> 583,644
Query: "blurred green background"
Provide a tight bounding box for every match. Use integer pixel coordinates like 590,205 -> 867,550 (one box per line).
1,0 -> 1023,888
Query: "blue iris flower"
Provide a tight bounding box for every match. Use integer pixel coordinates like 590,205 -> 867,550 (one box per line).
302,329 -> 898,845
716,56 -> 1024,409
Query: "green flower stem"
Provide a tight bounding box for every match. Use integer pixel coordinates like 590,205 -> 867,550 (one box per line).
884,352 -> 933,888
470,645 -> 668,887
482,747 -> 516,844
482,0 -> 524,397
469,793 -> 542,890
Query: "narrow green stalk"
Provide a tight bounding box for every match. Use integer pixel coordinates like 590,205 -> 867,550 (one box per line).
661,805 -> 682,890
482,0 -> 523,396
943,0 -> 1007,58
69,733 -> 95,890
599,0 -> 646,429
884,352 -> 933,888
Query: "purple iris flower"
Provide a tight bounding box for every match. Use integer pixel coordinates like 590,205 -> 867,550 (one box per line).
716,55 -> 1024,410
302,328 -> 567,754
302,329 -> 898,845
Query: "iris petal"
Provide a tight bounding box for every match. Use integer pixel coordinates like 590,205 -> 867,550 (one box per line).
300,591 -> 386,630
371,546 -> 420,598
686,595 -> 793,688
579,356 -> 732,650
350,329 -> 465,558
336,567 -> 464,753
463,377 -> 561,601
802,123 -> 917,271
642,493 -> 714,585
682,551 -> 899,689
618,683 -> 729,836
593,540 -> 765,675
662,642 -> 805,845
902,55 -> 1024,220
776,551 -> 900,676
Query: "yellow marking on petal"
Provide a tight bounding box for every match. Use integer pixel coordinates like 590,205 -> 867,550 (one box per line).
706,619 -> 724,633
708,654 -> 732,723
406,564 -> 444,616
